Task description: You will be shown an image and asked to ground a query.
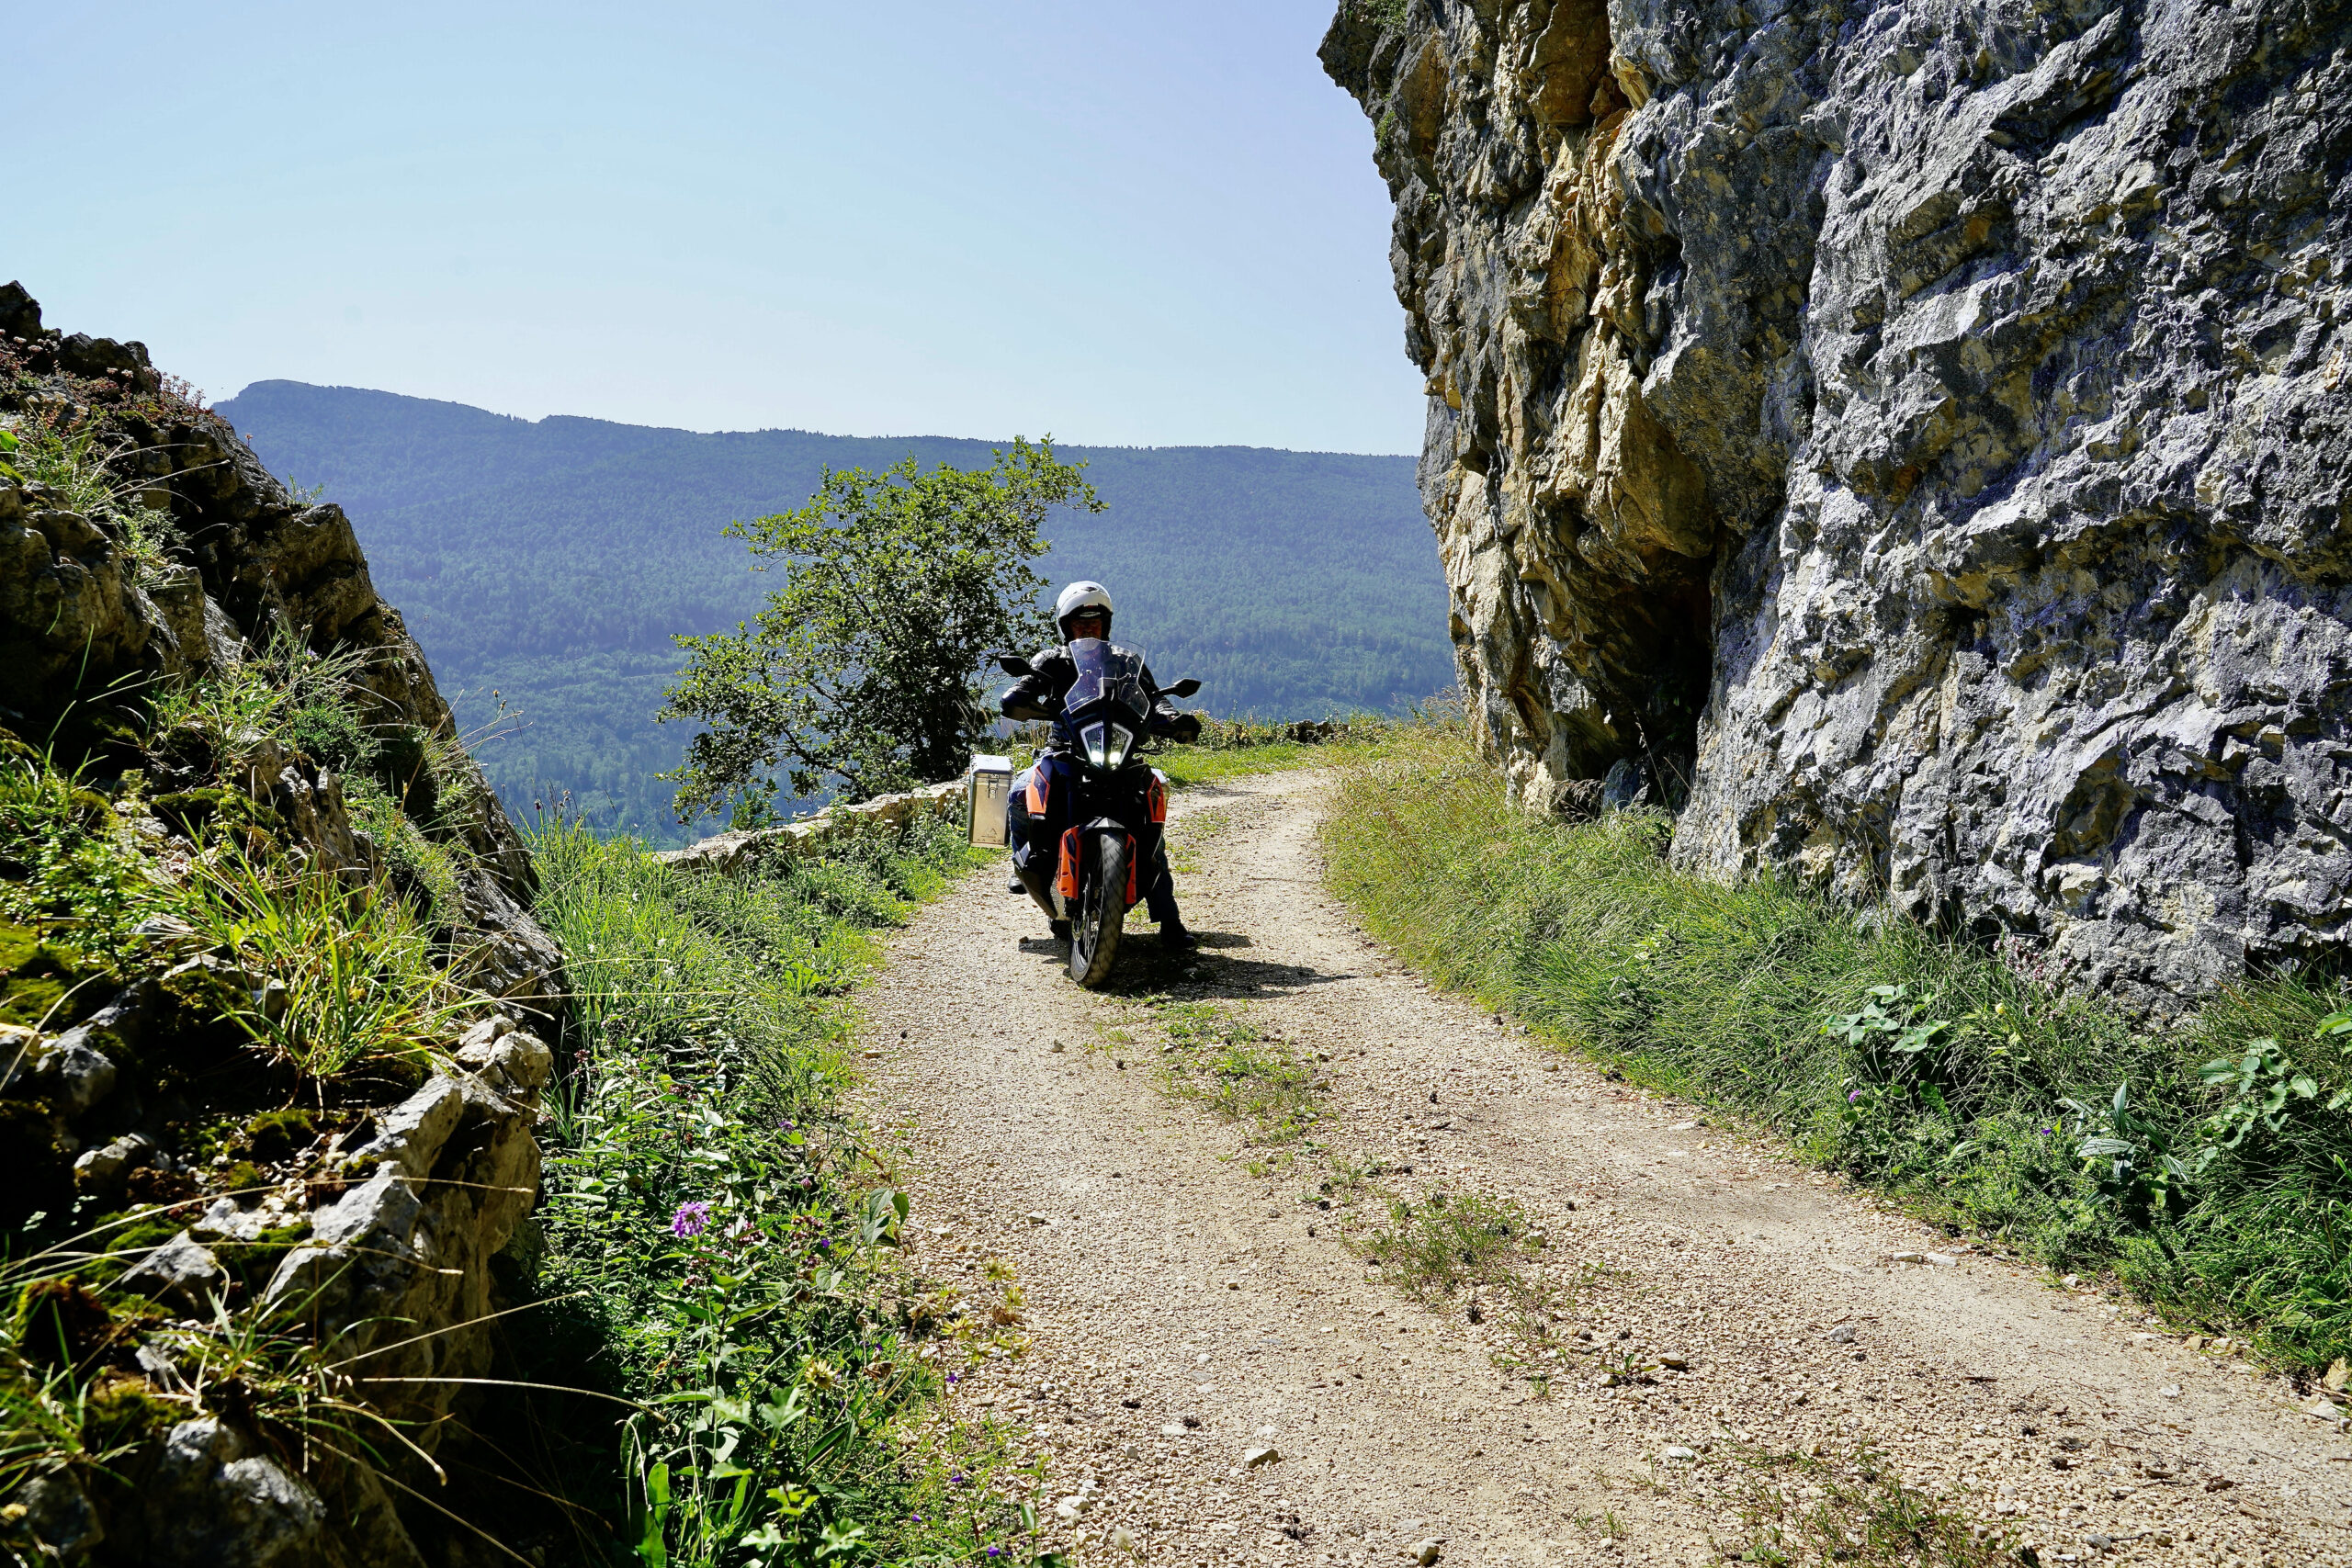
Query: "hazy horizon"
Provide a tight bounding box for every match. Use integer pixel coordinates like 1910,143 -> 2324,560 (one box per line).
21,3 -> 1420,454
224,377 -> 1419,460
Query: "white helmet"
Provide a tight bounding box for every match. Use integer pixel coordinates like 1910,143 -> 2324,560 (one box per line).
1054,581 -> 1114,637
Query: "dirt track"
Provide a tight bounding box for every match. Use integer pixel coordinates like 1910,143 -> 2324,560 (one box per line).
856,771 -> 2351,1568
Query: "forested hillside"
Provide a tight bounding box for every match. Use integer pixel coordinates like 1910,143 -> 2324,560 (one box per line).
218,381 -> 1447,841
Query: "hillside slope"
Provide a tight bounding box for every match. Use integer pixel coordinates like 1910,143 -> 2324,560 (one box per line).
0,283 -> 566,1563
217,382 -> 1451,840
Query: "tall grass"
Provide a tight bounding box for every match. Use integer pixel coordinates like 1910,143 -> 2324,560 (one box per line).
184,851 -> 472,1080
521,813 -> 1062,1566
1322,725 -> 2352,1371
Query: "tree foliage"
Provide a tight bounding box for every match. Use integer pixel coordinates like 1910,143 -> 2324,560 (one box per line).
659,439 -> 1099,818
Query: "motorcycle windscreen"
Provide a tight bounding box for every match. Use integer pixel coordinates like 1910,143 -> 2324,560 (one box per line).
1061,639 -> 1150,721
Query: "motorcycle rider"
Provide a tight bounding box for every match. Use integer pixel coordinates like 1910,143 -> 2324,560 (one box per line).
1001,581 -> 1203,949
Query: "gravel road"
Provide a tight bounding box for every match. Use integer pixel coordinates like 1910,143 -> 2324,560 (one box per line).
857,771 -> 2350,1568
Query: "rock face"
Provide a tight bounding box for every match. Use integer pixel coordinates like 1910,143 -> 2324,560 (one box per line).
0,286 -> 567,1564
1323,0 -> 2352,1005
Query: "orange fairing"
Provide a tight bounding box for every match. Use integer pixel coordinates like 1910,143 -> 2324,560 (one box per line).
1026,768 -> 1048,816
1057,829 -> 1139,908
1147,773 -> 1168,825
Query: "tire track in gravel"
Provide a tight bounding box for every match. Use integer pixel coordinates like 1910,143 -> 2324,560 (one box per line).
857,771 -> 2351,1568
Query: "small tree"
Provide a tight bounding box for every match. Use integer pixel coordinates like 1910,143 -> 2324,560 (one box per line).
661,437 -> 1100,821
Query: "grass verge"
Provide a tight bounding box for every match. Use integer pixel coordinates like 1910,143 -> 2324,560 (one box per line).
1150,715 -> 1398,788
1320,724 -> 2352,1374
522,811 -> 1071,1567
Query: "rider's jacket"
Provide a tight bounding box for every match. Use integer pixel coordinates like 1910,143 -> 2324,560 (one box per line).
999,643 -> 1203,743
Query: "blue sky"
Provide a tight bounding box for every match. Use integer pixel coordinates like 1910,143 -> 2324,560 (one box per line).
15,2 -> 1421,454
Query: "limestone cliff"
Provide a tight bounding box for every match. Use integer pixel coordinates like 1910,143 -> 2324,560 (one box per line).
1323,0 -> 2352,1005
0,284 -> 566,1565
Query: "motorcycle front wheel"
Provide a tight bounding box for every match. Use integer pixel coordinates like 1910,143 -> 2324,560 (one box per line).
1069,830 -> 1128,987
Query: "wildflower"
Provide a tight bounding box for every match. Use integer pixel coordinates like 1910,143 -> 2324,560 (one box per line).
671,1201 -> 712,1238
814,1238 -> 830,1253
1847,1089 -> 1864,1102
988,1550 -> 1002,1559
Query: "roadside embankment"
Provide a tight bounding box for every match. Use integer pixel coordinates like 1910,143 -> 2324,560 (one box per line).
1321,725 -> 2352,1380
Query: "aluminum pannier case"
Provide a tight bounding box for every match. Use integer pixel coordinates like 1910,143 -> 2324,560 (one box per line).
966,753 -> 1014,847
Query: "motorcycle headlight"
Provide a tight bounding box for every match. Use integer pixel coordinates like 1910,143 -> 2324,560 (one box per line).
1082,722 -> 1109,769
1108,724 -> 1135,768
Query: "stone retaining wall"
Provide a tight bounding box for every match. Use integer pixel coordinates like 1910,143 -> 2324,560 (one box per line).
655,779 -> 967,875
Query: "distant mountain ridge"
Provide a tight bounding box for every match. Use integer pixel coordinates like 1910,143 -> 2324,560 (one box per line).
218,381 -> 1448,843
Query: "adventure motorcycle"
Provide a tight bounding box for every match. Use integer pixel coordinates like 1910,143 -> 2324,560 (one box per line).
996,640 -> 1200,987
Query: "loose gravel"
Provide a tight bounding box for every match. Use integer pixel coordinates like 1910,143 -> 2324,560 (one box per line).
857,772 -> 2351,1568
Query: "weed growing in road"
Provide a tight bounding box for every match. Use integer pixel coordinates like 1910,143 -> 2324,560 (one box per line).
1353,1185 -> 1572,1368
1722,1444 -> 2011,1568
1145,998 -> 1325,1157
1358,1186 -> 1537,1300
1323,723 -> 2352,1372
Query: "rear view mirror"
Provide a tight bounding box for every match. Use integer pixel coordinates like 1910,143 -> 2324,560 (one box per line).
1164,677 -> 1202,698
996,654 -> 1034,678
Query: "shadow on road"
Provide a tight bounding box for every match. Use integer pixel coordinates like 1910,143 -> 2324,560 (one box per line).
1006,929 -> 1355,1001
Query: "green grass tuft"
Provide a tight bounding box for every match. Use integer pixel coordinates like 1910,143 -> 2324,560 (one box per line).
1148,998 -> 1325,1156
1725,1444 -> 2013,1567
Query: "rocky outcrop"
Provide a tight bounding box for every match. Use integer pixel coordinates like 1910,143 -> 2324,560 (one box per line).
1323,0 -> 2352,1005
0,286 -> 567,1564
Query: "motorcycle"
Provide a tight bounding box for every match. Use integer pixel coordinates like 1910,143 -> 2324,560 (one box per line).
996,640 -> 1200,987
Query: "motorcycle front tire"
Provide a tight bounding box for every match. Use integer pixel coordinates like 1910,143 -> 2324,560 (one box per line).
1069,829 -> 1128,987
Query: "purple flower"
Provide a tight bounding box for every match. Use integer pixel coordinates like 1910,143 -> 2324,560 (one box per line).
1848,1089 -> 1864,1102
946,1373 -> 958,1386
988,1549 -> 1003,1559
671,1201 -> 712,1238
814,1238 -> 830,1253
